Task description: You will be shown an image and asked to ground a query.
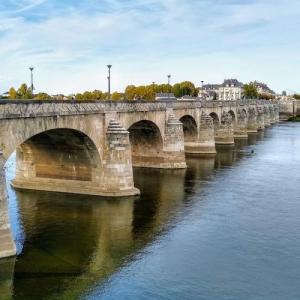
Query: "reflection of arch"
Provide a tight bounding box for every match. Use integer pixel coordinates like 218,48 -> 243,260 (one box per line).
209,112 -> 220,130
179,115 -> 198,142
128,120 -> 164,167
13,128 -> 101,185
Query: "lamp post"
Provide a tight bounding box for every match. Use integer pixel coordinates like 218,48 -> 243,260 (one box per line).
201,80 -> 204,99
29,67 -> 34,92
107,65 -> 112,100
167,75 -> 171,99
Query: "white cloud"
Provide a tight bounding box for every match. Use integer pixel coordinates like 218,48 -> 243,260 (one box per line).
0,0 -> 299,94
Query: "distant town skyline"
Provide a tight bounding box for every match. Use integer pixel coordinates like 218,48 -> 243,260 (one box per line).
0,0 -> 299,95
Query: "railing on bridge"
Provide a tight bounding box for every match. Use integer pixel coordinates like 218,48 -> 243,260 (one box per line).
0,99 -> 278,120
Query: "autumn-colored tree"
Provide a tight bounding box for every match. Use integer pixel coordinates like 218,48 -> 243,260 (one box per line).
17,84 -> 33,99
125,85 -> 137,100
171,81 -> 197,97
75,93 -> 84,100
111,92 -> 123,101
92,90 -> 103,100
34,93 -> 51,100
259,93 -> 275,100
82,91 -> 94,100
8,87 -> 17,99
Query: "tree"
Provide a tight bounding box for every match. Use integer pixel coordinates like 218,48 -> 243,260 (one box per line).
17,84 -> 33,99
111,92 -> 123,101
92,90 -> 103,100
125,85 -> 137,100
243,83 -> 258,99
8,87 -> 17,99
75,93 -> 84,100
172,83 -> 182,97
82,91 -> 94,100
34,93 -> 51,100
293,94 -> 300,100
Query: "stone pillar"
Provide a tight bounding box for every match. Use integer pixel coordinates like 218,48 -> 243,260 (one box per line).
234,109 -> 248,139
247,107 -> 258,133
264,107 -> 271,127
215,112 -> 235,145
257,107 -> 265,131
185,113 -> 216,155
163,113 -> 187,168
198,113 -> 216,154
269,107 -> 276,124
0,151 -> 16,260
102,120 -> 140,196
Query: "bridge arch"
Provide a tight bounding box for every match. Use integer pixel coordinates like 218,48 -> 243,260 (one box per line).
209,112 -> 220,131
227,110 -> 236,127
1,116 -> 103,161
128,120 -> 164,167
179,115 -> 198,142
12,128 -> 103,192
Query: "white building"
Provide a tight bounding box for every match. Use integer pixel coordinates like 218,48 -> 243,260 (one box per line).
218,79 -> 243,101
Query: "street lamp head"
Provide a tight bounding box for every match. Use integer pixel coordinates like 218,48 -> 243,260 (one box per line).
29,67 -> 34,71
107,65 -> 112,69
168,75 -> 171,79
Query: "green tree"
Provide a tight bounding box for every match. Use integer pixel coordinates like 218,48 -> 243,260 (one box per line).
243,83 -> 258,99
172,83 -> 182,97
8,87 -> 17,99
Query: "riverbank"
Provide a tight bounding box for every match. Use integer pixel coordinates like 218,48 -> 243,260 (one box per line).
288,116 -> 300,122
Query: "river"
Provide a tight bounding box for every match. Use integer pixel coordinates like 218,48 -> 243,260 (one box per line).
1,122 -> 300,300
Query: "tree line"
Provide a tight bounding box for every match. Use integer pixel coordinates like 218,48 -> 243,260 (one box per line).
1,81 -> 282,101
1,81 -> 199,101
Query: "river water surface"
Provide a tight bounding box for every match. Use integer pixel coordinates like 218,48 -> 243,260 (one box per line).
1,122 -> 300,300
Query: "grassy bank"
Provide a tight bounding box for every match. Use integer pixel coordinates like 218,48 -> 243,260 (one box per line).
288,116 -> 300,122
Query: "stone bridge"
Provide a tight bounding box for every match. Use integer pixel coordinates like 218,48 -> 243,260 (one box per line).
0,99 -> 279,259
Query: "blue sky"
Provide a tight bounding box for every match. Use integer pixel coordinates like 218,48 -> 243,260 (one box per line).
0,0 -> 299,94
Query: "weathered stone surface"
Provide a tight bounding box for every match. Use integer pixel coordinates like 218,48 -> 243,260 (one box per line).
257,107 -> 265,131
188,113 -> 216,154
215,112 -> 235,145
234,108 -> 248,139
247,107 -> 258,133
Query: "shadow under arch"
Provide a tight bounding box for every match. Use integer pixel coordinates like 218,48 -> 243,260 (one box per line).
12,128 -> 102,194
179,115 -> 198,143
228,110 -> 236,127
209,112 -> 220,131
128,120 -> 164,168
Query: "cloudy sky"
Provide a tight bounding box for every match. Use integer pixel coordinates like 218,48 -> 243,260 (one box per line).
0,0 -> 299,94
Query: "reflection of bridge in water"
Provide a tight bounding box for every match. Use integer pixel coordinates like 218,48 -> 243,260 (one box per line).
2,136 -> 267,299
